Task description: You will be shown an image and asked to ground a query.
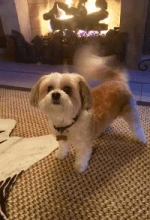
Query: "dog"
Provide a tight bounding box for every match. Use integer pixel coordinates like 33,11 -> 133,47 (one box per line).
30,47 -> 146,173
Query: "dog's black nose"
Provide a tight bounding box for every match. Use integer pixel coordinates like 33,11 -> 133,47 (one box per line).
52,92 -> 60,100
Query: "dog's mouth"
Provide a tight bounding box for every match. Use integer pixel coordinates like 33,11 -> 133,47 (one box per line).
51,92 -> 61,105
52,100 -> 61,105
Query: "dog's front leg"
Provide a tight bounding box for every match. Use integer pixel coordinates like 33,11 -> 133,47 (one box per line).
74,144 -> 92,173
55,140 -> 70,159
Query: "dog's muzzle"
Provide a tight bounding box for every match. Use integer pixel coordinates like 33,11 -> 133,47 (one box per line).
52,92 -> 61,104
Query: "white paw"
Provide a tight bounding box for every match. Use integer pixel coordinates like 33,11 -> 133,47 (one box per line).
55,149 -> 67,160
74,162 -> 88,173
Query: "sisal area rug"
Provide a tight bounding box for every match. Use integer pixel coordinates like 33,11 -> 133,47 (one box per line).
0,88 -> 51,137
0,88 -> 150,220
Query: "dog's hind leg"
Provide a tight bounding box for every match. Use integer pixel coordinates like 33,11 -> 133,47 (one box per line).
120,99 -> 147,143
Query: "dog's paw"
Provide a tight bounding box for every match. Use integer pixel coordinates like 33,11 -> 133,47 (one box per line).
55,149 -> 67,160
74,162 -> 88,173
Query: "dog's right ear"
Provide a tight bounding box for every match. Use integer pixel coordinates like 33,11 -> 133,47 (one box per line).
78,77 -> 92,110
30,76 -> 45,107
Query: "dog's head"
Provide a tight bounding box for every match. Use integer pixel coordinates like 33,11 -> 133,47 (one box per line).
30,72 -> 92,121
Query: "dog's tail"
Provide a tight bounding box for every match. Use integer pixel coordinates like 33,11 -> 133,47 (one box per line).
74,45 -> 128,83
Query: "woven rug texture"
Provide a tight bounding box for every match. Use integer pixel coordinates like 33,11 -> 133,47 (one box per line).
0,89 -> 149,220
0,88 -> 51,137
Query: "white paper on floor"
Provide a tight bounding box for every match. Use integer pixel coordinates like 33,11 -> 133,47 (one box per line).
0,119 -> 58,181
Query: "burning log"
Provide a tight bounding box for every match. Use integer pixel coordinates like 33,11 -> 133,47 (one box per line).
78,0 -> 107,10
56,2 -> 68,11
87,23 -> 108,31
78,0 -> 88,4
49,9 -> 108,31
66,6 -> 87,17
96,0 -> 107,9
81,9 -> 108,26
50,15 -> 75,31
43,3 -> 57,20
43,2 -> 69,20
43,2 -> 87,20
43,1 -> 108,32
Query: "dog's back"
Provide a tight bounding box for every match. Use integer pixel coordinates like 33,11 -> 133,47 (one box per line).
74,45 -> 146,143
74,45 -> 132,121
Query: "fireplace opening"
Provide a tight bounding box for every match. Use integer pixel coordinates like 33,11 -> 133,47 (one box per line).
10,0 -> 129,65
43,0 -> 109,33
44,0 -> 121,33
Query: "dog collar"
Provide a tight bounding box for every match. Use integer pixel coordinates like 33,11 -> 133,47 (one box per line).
56,135 -> 67,141
54,113 -> 80,134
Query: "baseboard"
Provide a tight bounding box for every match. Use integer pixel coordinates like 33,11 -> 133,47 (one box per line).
137,100 -> 150,106
0,84 -> 31,91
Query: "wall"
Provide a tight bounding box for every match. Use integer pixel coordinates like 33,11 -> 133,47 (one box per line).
107,0 -> 121,29
120,0 -> 149,68
0,0 -> 32,42
14,0 -> 32,42
0,0 -> 20,35
142,0 -> 150,55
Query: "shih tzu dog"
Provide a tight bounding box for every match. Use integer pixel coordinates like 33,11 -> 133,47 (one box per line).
30,46 -> 146,173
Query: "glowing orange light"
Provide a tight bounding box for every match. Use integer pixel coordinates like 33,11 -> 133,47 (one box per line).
40,5 -> 52,35
85,0 -> 100,14
57,4 -> 73,20
65,0 -> 72,8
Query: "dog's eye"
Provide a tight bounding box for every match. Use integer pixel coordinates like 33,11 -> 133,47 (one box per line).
48,86 -> 53,92
63,86 -> 72,95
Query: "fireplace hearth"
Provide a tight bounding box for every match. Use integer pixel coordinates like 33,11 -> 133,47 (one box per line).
12,27 -> 128,65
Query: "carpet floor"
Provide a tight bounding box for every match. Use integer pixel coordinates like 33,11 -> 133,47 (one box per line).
0,88 -> 51,137
0,88 -> 150,220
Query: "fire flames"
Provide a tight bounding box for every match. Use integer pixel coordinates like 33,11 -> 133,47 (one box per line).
85,0 -> 101,14
41,0 -> 120,36
60,0 -> 102,20
65,0 -> 72,8
58,0 -> 108,35
57,5 -> 73,20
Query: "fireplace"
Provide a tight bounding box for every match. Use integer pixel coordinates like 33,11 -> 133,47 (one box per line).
11,0 -> 127,65
0,0 -> 149,69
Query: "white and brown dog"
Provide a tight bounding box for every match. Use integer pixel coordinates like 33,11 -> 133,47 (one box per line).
30,48 -> 146,173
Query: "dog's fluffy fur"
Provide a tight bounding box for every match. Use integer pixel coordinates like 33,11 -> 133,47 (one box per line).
30,47 -> 146,173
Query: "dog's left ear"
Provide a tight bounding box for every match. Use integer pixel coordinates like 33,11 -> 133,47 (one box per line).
30,76 -> 45,107
78,77 -> 92,110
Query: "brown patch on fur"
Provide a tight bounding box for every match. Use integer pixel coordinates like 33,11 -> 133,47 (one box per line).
91,78 -> 132,132
39,79 -> 50,101
79,79 -> 92,110
30,76 -> 47,107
